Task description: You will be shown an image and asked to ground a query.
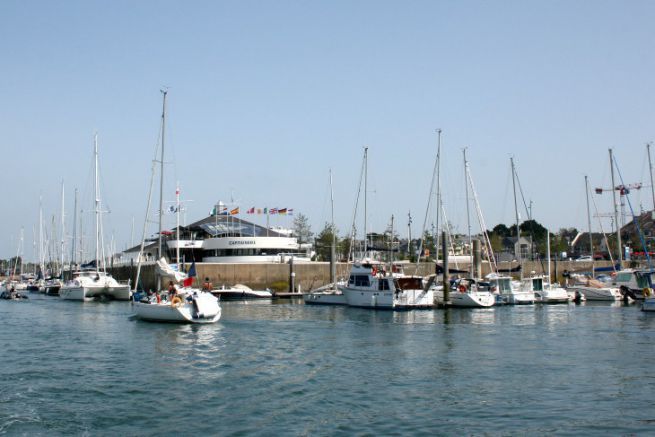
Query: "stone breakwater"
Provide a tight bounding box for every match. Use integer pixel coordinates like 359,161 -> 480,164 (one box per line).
108,260 -> 615,292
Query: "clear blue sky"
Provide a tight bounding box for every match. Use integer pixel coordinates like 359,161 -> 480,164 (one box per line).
1,0 -> 654,260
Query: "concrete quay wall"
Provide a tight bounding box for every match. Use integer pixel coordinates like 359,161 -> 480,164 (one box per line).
109,260 -> 612,292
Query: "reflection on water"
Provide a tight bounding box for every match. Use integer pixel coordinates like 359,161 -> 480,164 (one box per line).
1,296 -> 655,435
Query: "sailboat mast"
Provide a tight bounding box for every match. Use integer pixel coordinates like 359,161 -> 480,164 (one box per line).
585,175 -> 594,275
329,169 -> 336,285
39,194 -> 44,275
158,90 -> 167,261
71,188 -> 78,268
511,157 -> 522,277
463,148 -> 472,260
176,182 -> 180,264
60,180 -> 65,276
648,142 -> 655,212
363,146 -> 368,258
94,134 -> 100,273
609,148 -> 623,266
435,129 -> 442,260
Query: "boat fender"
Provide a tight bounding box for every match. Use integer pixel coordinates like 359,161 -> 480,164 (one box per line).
644,287 -> 652,298
372,267 -> 378,276
458,285 -> 466,293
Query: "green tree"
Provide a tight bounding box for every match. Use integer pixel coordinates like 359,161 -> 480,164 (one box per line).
292,213 -> 313,244
314,222 -> 337,261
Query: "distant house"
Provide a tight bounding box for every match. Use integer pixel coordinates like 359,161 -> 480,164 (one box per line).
502,236 -> 532,260
619,210 -> 655,254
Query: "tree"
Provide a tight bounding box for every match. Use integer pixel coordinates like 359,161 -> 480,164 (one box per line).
292,213 -> 313,244
491,224 -> 511,238
314,222 -> 337,261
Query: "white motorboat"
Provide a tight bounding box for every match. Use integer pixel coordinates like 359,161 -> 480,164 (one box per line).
447,278 -> 495,308
566,275 -> 623,301
523,276 -> 570,304
340,262 -> 434,309
609,269 -> 655,300
133,289 -> 221,323
487,274 -> 534,305
210,284 -> 273,300
60,270 -> 131,301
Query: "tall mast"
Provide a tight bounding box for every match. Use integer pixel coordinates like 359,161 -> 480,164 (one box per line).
60,180 -> 65,276
585,175 -> 593,275
609,148 -> 622,266
158,90 -> 167,261
94,133 -> 100,274
176,182 -> 180,264
71,188 -> 78,268
329,169 -> 336,284
511,157 -> 522,277
39,194 -> 44,276
648,142 -> 655,212
435,129 -> 442,260
363,146 -> 368,258
463,148 -> 472,260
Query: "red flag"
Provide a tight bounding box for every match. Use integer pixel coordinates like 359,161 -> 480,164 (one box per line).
183,277 -> 193,287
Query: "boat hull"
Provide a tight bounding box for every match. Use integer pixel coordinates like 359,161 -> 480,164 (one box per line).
303,291 -> 347,305
133,293 -> 221,323
449,291 -> 495,308
534,287 -> 570,304
567,285 -> 622,301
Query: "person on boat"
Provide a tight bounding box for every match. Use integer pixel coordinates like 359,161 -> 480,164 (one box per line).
202,277 -> 213,291
168,281 -> 183,306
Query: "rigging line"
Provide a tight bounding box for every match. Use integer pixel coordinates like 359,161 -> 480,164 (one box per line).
416,143 -> 439,271
347,149 -> 366,263
589,181 -> 616,270
613,155 -> 653,270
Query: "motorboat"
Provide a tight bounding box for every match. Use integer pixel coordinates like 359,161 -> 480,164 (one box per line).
60,270 -> 131,301
133,288 -> 221,323
566,274 -> 623,301
340,262 -> 434,309
609,269 -> 655,300
522,276 -> 569,304
487,274 -> 534,305
0,289 -> 28,300
45,278 -> 62,296
210,284 -> 273,300
447,278 -> 495,308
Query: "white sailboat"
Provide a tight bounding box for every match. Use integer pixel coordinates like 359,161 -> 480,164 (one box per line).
304,169 -> 347,306
447,148 -> 494,308
132,90 -> 221,323
60,135 -> 131,301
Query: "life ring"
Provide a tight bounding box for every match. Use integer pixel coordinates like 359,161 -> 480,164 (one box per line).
458,285 -> 467,293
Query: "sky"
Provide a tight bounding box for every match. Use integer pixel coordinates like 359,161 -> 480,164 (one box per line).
1,0 -> 654,261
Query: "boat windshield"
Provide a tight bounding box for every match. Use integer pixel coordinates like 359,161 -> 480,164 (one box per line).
497,278 -> 512,293
532,278 -> 543,291
395,277 -> 422,290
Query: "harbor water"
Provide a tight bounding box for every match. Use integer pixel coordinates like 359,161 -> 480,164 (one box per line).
2,296 -> 655,435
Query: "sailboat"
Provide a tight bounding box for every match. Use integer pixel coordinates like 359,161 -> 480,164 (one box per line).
304,169 -> 347,305
60,135 -> 131,301
132,90 -> 221,323
447,148 -> 495,308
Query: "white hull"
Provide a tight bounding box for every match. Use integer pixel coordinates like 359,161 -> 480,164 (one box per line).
449,291 -> 495,308
133,292 -> 221,323
341,287 -> 434,309
534,287 -> 570,304
568,285 -> 622,301
501,291 -> 535,305
211,285 -> 272,300
60,284 -> 131,301
303,290 -> 347,305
